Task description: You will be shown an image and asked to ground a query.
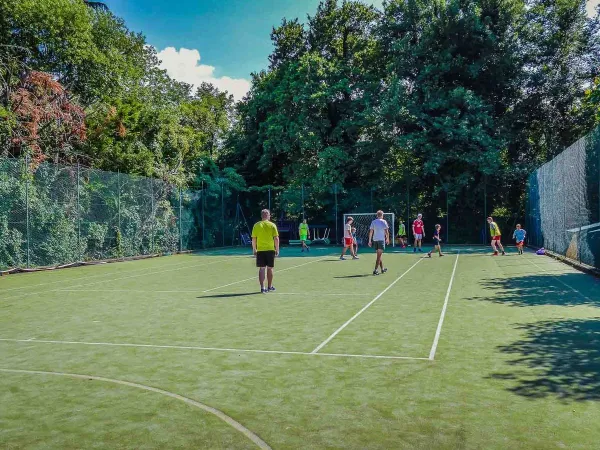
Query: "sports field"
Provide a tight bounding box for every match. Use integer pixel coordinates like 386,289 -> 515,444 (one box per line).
1,246 -> 599,449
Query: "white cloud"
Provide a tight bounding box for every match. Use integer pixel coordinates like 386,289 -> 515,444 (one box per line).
588,0 -> 599,17
156,47 -> 251,101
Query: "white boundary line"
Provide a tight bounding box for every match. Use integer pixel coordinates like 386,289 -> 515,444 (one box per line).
0,257 -> 204,294
310,259 -> 423,354
428,252 -> 460,361
54,289 -> 370,297
523,252 -> 593,302
0,368 -> 271,450
0,338 -> 430,361
201,256 -> 330,293
2,258 -> 231,301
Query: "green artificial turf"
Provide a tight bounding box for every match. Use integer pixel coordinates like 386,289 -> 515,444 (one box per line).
1,246 -> 599,449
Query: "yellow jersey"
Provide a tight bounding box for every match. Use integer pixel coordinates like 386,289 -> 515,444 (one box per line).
252,220 -> 279,251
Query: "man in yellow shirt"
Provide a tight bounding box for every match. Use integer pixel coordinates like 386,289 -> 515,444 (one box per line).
299,219 -> 310,252
252,209 -> 280,293
487,216 -> 506,256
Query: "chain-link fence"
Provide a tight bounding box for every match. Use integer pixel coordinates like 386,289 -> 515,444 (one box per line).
1,155 -> 522,270
0,157 -> 200,270
527,127 -> 600,269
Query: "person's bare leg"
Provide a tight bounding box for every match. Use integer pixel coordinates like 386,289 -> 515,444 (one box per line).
378,250 -> 384,270
374,252 -> 381,272
491,240 -> 497,253
259,267 -> 266,289
498,241 -> 505,253
267,267 -> 274,288
340,246 -> 348,258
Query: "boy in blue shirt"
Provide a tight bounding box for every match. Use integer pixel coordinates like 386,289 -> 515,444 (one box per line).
513,224 -> 527,255
427,224 -> 444,257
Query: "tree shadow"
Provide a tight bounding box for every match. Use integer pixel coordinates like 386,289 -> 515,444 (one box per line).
490,318 -> 600,401
466,273 -> 599,307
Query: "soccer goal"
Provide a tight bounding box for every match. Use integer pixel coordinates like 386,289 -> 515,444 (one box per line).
343,213 -> 395,247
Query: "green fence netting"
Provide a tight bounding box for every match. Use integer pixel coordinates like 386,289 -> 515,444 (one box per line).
527,127 -> 600,269
1,156 -> 522,270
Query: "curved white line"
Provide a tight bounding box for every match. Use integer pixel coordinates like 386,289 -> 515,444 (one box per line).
0,368 -> 271,450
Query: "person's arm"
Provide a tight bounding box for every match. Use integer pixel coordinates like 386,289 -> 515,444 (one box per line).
512,230 -> 516,240
368,228 -> 374,247
274,236 -> 280,256
252,237 -> 257,255
385,228 -> 390,245
422,223 -> 425,237
412,222 -> 415,235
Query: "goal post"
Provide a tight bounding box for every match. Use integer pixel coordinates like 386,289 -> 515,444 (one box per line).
342,213 -> 395,247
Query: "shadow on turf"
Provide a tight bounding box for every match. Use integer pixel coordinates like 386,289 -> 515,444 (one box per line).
334,274 -> 372,278
466,273 -> 599,307
490,318 -> 600,401
197,292 -> 260,299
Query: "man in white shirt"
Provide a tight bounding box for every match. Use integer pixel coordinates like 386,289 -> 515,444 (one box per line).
340,216 -> 359,260
368,210 -> 390,275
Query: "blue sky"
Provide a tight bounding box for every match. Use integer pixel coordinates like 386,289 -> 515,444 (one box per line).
104,0 -> 598,100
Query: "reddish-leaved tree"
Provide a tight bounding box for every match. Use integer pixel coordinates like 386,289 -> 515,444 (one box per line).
9,71 -> 86,166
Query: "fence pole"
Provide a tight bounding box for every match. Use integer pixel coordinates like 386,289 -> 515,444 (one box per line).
117,170 -> 121,257
221,182 -> 225,247
150,178 -> 154,253
446,187 -> 449,244
77,163 -> 81,261
201,180 -> 205,249
268,187 -> 271,211
483,176 -> 487,245
302,184 -> 305,220
179,187 -> 183,252
334,183 -> 338,245
25,155 -> 30,269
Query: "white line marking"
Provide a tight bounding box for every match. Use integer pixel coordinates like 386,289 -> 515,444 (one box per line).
0,338 -> 430,361
55,289 -> 369,297
2,258 -> 231,301
201,257 -> 330,293
310,259 -> 423,354
0,368 -> 271,450
524,254 -> 593,302
0,257 -> 202,294
429,252 -> 460,360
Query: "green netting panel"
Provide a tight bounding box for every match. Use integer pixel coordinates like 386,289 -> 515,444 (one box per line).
527,127 -> 600,269
0,158 -> 27,269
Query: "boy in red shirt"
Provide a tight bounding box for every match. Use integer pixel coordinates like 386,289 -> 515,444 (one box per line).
412,213 -> 425,253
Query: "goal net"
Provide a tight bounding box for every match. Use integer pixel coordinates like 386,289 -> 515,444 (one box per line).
343,213 -> 395,247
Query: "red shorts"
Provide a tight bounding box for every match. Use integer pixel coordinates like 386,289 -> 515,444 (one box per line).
344,237 -> 353,247
516,240 -> 524,246
492,236 -> 501,242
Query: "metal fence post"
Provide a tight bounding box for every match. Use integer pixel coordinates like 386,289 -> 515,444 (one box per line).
446,187 -> 449,244
201,180 -> 206,249
221,182 -> 225,247
483,176 -> 488,244
150,178 -> 154,253
77,162 -> 82,261
179,187 -> 183,252
302,184 -> 305,220
334,183 -> 338,245
25,155 -> 30,268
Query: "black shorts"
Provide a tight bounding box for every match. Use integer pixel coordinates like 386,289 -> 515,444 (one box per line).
433,238 -> 441,246
373,241 -> 385,251
256,251 -> 275,268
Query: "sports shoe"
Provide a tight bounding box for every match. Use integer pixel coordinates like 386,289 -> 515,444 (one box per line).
493,251 -> 499,256
382,268 -> 388,274
268,286 -> 276,292
352,256 -> 359,260
413,248 -> 417,253
428,253 -> 432,258
418,248 -> 423,252
440,254 -> 444,257
373,270 -> 379,276
261,288 -> 267,294
340,256 -> 346,261
501,251 -> 506,256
